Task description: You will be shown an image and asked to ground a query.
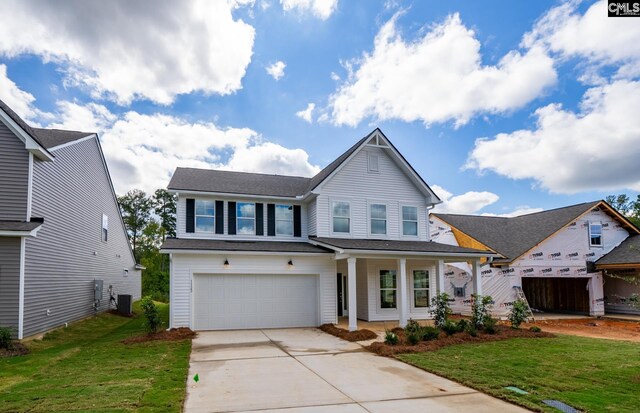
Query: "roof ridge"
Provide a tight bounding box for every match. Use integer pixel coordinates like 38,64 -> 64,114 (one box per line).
174,166 -> 312,180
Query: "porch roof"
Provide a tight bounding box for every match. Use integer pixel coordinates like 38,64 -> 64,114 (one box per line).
308,236 -> 495,258
596,235 -> 640,267
0,220 -> 43,236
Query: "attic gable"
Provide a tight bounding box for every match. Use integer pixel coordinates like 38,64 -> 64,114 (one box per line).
311,128 -> 441,204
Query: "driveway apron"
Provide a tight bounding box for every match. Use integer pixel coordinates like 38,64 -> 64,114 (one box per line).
185,328 -> 529,413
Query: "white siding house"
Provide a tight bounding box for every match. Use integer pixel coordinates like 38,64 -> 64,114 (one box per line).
162,129 -> 495,331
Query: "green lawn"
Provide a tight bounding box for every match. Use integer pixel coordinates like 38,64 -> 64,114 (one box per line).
0,303 -> 191,412
399,335 -> 640,413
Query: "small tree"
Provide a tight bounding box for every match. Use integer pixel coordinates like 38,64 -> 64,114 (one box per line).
471,294 -> 493,329
430,293 -> 452,328
508,299 -> 530,329
140,296 -> 162,333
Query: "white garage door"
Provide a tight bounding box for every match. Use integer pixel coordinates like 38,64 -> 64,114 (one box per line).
193,274 -> 319,330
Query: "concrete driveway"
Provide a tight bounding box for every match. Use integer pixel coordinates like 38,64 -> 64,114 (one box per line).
185,328 -> 529,413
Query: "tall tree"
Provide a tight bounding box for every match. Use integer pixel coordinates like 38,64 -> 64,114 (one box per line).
118,189 -> 154,261
606,194 -> 640,228
153,188 -> 177,239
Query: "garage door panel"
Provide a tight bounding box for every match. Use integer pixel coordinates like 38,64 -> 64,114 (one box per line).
193,274 -> 319,330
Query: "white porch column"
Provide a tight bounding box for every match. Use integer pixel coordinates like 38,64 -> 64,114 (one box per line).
347,257 -> 358,332
472,259 -> 483,296
435,259 -> 445,295
398,258 -> 408,328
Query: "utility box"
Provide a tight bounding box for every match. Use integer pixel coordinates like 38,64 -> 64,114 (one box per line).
117,294 -> 133,316
94,279 -> 104,301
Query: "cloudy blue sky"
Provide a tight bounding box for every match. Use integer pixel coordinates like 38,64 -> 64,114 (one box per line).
1,0 -> 639,216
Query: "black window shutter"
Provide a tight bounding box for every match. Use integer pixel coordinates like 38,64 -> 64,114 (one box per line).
215,200 -> 224,234
228,201 -> 236,235
186,198 -> 195,233
255,203 -> 264,236
293,205 -> 302,237
267,204 -> 275,236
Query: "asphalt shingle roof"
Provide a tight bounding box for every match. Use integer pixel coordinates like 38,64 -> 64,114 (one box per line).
309,236 -> 493,255
32,128 -> 94,149
433,201 -> 603,262
168,130 -> 374,198
596,235 -> 640,266
0,220 -> 43,232
1,98 -> 93,151
161,238 -> 332,253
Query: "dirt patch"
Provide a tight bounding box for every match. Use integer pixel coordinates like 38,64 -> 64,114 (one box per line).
0,343 -> 30,358
122,327 -> 196,344
523,318 -> 640,342
319,324 -> 378,342
367,326 -> 554,356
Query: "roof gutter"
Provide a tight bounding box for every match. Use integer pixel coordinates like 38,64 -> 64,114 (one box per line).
169,189 -> 304,201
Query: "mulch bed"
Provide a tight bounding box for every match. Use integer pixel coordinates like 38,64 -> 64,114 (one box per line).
368,326 -> 554,356
122,327 -> 196,344
319,324 -> 378,341
0,342 -> 30,358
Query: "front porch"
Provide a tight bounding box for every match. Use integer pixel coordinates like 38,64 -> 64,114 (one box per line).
335,256 -> 487,331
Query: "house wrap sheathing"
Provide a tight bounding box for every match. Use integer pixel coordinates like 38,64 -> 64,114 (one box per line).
430,205 -> 632,317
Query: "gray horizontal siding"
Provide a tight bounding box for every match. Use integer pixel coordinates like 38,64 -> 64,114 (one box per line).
23,137 -> 140,338
0,122 -> 29,220
0,237 -> 21,336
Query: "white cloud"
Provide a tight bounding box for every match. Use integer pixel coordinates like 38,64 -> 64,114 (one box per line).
431,185 -> 499,214
0,64 -> 43,122
0,0 -> 255,105
329,13 -> 557,128
266,61 -> 286,80
281,0 -> 337,20
466,80 -> 640,194
296,103 -> 315,123
523,0 -> 640,82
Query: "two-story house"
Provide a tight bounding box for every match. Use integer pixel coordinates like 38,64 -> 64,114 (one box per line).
431,201 -> 640,317
0,99 -> 141,339
161,129 -> 495,331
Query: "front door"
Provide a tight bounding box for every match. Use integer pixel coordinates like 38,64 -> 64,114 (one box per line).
336,273 -> 348,316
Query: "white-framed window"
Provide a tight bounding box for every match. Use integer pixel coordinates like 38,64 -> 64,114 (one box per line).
101,214 -> 108,242
379,270 -> 397,309
368,152 -> 379,172
589,222 -> 602,247
276,204 -> 293,236
332,201 -> 350,234
412,270 -> 429,308
195,200 -> 215,232
370,203 -> 387,235
402,205 -> 418,236
237,202 -> 255,235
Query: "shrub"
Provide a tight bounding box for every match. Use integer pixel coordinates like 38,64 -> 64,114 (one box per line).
405,318 -> 421,335
471,294 -> 494,329
430,293 -> 452,328
140,296 -> 162,333
509,299 -> 530,329
529,326 -> 542,333
442,321 -> 460,336
0,326 -> 13,350
467,325 -> 478,337
406,330 -> 421,345
483,317 -> 498,334
421,326 -> 440,341
384,329 -> 399,345
456,319 -> 470,332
